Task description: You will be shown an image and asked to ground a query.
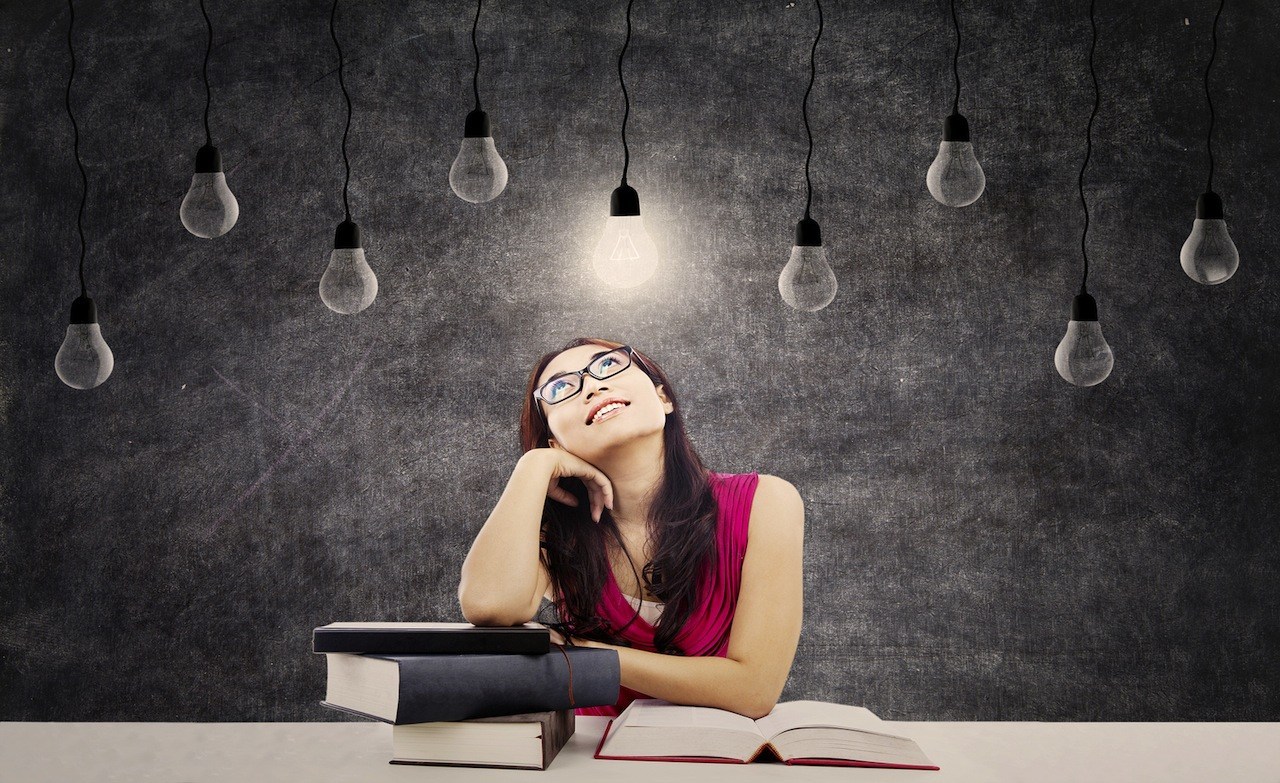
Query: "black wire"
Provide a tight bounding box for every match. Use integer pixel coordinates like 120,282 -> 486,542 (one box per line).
950,0 -> 961,114
471,0 -> 482,111
618,0 -> 634,185
65,0 -> 87,296
1078,0 -> 1099,294
802,0 -> 823,218
200,0 -> 213,146
1204,0 -> 1224,193
330,0 -> 352,221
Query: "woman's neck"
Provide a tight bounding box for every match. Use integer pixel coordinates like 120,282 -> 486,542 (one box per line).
594,430 -> 664,535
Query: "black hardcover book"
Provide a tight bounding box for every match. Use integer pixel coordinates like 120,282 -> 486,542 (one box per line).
320,645 -> 620,724
312,621 -> 551,655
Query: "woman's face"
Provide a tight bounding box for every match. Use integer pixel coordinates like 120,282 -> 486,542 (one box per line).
536,345 -> 673,459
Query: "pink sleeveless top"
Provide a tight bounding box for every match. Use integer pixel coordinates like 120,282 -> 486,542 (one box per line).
575,470 -> 760,717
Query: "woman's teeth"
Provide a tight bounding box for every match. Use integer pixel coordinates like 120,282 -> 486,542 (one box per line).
592,402 -> 627,424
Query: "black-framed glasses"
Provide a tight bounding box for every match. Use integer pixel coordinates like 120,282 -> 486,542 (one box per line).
533,345 -> 648,413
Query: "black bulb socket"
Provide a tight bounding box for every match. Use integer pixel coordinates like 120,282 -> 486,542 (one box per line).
464,109 -> 491,138
610,184 -> 641,217
194,144 -> 223,174
69,294 -> 98,325
334,220 -> 362,249
1071,291 -> 1099,322
942,113 -> 971,142
794,217 -> 823,247
1196,191 -> 1225,219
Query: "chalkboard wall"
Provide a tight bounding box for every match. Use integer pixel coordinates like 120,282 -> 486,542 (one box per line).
2,0 -> 1277,721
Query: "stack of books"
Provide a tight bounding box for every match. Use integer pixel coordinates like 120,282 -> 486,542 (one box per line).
313,621 -> 621,770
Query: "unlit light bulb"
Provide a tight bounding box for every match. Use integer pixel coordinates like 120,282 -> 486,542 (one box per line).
449,110 -> 508,203
1054,292 -> 1114,387
180,145 -> 239,238
320,220 -> 377,314
592,184 -> 659,288
926,113 -> 985,208
779,217 -> 837,311
55,295 -> 114,389
1180,192 -> 1238,285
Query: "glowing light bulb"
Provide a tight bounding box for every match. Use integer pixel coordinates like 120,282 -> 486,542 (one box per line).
1180,191 -> 1238,285
449,110 -> 508,203
592,184 -> 659,288
926,113 -> 986,208
320,220 -> 377,314
779,217 -> 837,311
180,145 -> 239,238
1054,292 -> 1114,387
55,295 -> 114,389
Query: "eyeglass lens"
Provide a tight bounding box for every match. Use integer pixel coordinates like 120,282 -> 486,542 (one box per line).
540,349 -> 630,404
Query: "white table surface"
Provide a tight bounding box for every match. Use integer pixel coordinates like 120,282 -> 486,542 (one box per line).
3,716 -> 1279,783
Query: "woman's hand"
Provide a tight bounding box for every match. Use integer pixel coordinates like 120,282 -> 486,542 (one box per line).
525,446 -> 615,524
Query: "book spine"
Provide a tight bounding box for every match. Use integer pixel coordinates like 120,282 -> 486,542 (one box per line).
390,647 -> 620,724
312,629 -> 550,655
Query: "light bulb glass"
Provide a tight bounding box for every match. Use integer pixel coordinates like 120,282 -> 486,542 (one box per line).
320,247 -> 378,314
779,245 -> 838,311
591,215 -> 659,288
180,172 -> 239,238
55,323 -> 114,389
926,141 -> 986,207
449,137 -> 509,203
1180,218 -> 1239,285
1054,320 -> 1114,387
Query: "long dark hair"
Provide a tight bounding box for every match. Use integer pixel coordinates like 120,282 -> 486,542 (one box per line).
520,338 -> 719,655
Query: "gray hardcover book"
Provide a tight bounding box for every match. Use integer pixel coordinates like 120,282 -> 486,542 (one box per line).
321,645 -> 620,724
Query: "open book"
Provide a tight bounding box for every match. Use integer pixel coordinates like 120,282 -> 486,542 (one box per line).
594,698 -> 939,770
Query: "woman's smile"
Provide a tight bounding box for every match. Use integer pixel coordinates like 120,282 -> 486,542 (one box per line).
590,401 -> 629,425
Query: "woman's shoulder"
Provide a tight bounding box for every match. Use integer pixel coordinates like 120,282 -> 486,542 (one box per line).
708,470 -> 795,494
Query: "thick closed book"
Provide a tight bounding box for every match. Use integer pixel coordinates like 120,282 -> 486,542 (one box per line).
388,709 -> 575,770
321,646 -> 620,724
593,698 -> 940,770
312,621 -> 551,655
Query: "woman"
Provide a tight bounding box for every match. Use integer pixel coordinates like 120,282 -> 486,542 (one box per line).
458,338 -> 804,719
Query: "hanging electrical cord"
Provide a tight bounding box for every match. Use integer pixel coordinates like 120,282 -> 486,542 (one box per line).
65,0 -> 87,296
330,0 -> 353,222
200,0 -> 213,146
950,0 -> 961,115
1077,0 -> 1099,295
801,0 -> 823,219
471,0 -> 483,111
1203,0 -> 1224,193
618,0 -> 634,186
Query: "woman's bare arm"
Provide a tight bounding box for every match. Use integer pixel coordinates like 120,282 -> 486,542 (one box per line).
457,451 -> 556,625
570,474 -> 805,719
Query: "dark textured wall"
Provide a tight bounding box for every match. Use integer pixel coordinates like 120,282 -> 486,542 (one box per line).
2,0 -> 1277,722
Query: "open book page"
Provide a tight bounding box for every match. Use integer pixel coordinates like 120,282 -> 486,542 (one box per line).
623,699 -> 762,734
598,699 -> 766,761
754,700 -> 884,740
